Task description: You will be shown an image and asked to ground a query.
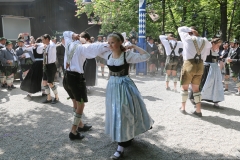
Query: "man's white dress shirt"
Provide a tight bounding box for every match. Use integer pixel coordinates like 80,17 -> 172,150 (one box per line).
178,26 -> 212,61
159,35 -> 183,56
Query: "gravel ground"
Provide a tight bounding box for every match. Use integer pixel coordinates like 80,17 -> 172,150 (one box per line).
0,67 -> 240,160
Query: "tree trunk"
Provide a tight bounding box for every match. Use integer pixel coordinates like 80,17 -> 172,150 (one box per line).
168,5 -> 178,32
161,0 -> 165,34
182,6 -> 187,22
228,0 -> 237,41
220,0 -> 227,41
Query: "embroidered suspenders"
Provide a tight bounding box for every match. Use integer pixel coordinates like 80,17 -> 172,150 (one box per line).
192,38 -> 205,63
66,42 -> 79,70
169,41 -> 177,61
43,46 -> 50,71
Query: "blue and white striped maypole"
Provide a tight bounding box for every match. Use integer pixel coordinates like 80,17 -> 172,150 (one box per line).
136,0 -> 147,75
138,0 -> 146,48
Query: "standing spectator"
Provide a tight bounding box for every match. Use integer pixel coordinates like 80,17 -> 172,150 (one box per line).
218,41 -> 230,74
157,41 -> 166,76
0,37 -> 7,88
95,35 -> 107,77
225,40 -> 240,95
56,36 -> 65,78
0,41 -> 18,90
129,27 -> 138,41
146,37 -> 159,76
103,36 -> 107,42
90,37 -> 95,42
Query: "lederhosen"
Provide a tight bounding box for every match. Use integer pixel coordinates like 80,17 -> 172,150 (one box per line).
43,45 -> 57,83
189,50 -> 220,100
180,38 -> 205,85
63,42 -> 88,102
4,49 -> 18,77
165,41 -> 178,70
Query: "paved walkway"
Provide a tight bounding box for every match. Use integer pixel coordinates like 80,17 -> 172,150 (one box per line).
0,68 -> 240,160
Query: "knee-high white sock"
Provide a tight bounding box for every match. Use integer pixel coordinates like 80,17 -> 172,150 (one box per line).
51,85 -> 58,95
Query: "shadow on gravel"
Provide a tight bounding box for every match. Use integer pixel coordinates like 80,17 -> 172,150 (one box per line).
0,85 -> 23,104
0,90 -> 10,104
88,87 -> 106,97
201,116 -> 240,132
0,103 -> 236,159
142,96 -> 162,101
201,102 -> 240,117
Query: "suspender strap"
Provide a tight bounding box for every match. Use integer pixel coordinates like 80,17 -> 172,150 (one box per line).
66,42 -> 79,69
192,38 -> 205,63
169,41 -> 177,57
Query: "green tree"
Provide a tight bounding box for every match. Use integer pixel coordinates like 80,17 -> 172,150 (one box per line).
75,0 -> 240,41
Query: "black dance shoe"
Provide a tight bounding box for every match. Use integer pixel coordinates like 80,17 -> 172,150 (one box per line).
179,107 -> 187,114
1,84 -> 7,88
110,151 -> 124,160
69,132 -> 85,140
51,98 -> 59,104
7,86 -> 12,91
42,93 -> 47,96
192,111 -> 202,117
42,99 -> 52,103
166,87 -> 171,91
11,85 -> 16,89
77,124 -> 92,132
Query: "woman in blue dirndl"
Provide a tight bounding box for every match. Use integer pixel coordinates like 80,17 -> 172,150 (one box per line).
99,33 -> 154,159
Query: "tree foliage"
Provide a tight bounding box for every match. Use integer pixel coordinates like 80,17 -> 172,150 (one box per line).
75,0 -> 240,41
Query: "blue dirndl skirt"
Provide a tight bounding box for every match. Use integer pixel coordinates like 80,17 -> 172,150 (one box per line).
105,75 -> 154,142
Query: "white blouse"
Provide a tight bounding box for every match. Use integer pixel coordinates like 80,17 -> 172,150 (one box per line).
99,50 -> 150,66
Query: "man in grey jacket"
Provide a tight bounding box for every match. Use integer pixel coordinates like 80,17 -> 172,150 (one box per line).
0,37 -> 7,88
15,38 -> 35,79
0,41 -> 18,90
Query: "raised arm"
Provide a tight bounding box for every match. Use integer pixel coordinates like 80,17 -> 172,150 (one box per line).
63,31 -> 79,48
80,43 -> 110,59
36,43 -> 44,54
125,45 -> 150,63
159,35 -> 169,47
178,26 -> 192,42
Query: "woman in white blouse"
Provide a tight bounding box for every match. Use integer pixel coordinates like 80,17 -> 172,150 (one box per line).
99,33 -> 154,159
